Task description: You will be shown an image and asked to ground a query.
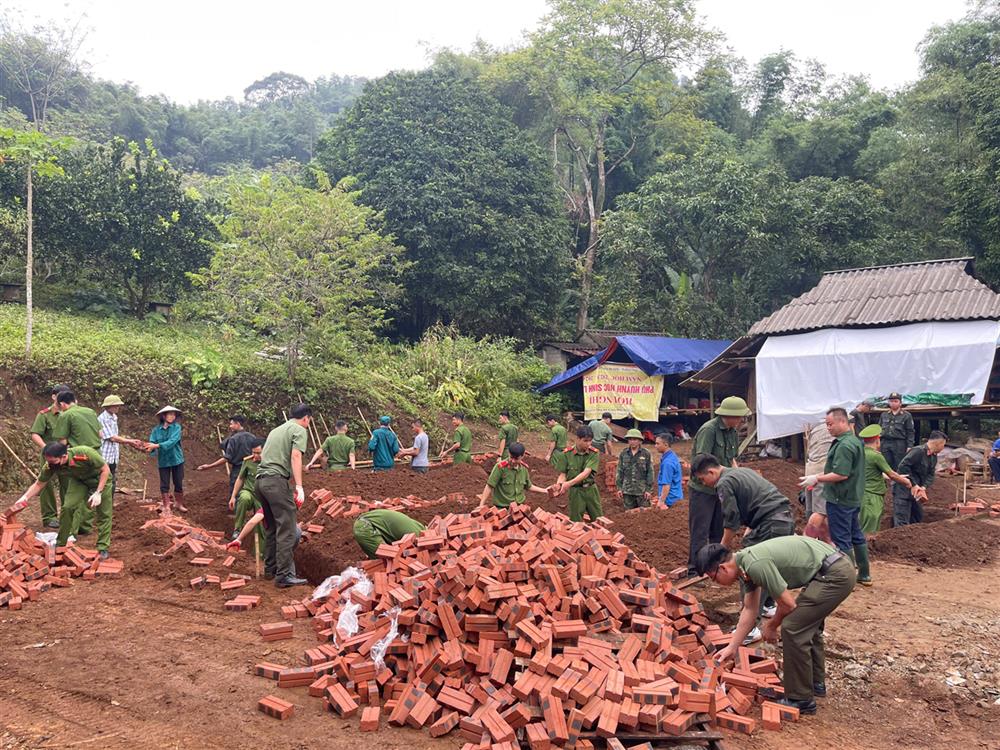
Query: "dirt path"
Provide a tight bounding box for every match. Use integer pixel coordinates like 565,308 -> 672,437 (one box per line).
2,444 -> 1000,749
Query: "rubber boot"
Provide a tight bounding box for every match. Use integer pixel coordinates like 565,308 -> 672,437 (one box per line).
160,492 -> 173,516
173,492 -> 188,513
854,543 -> 872,586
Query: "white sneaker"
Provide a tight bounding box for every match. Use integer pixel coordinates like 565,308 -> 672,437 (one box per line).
762,604 -> 777,618
742,626 -> 762,645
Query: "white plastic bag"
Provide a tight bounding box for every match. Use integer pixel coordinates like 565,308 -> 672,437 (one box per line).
310,565 -> 372,601
34,531 -> 58,546
369,606 -> 402,670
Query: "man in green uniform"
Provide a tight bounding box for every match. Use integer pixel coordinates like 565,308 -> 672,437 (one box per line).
497,411 -> 518,460
255,404 -> 311,587
878,392 -> 914,470
479,443 -> 550,508
353,509 -> 427,558
800,407 -> 870,585
544,415 -> 568,468
687,396 -> 750,576
53,390 -> 102,536
588,412 -> 614,456
440,412 -> 473,465
12,442 -> 114,558
555,426 -> 602,522
893,430 -> 946,527
306,420 -> 356,471
29,384 -> 69,528
859,425 -> 911,538
698,537 -> 855,715
615,429 -> 654,509
229,438 -> 265,547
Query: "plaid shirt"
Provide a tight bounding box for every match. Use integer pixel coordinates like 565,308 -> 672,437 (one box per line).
97,410 -> 120,464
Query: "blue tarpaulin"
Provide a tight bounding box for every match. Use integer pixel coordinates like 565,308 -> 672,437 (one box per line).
538,335 -> 731,393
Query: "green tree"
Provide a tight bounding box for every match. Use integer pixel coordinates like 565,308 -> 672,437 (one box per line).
494,0 -> 708,333
315,68 -> 570,339
190,172 -> 406,381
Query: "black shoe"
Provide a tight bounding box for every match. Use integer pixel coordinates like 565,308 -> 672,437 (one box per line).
813,682 -> 827,698
275,576 -> 308,588
778,697 -> 817,715
45,520 -> 60,529
264,570 -> 275,580
98,550 -> 110,560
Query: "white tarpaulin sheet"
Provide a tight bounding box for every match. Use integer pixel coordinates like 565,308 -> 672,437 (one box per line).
756,320 -> 1000,440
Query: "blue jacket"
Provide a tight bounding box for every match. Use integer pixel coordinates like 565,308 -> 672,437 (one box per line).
658,450 -> 683,506
367,427 -> 400,470
149,422 -> 184,468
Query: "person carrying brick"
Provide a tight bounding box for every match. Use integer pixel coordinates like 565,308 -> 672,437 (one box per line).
228,437 -> 266,544
697,536 -> 856,716
692,453 -> 796,636
255,403 -> 312,587
497,410 -> 518,460
196,415 -> 258,500
11,442 -> 115,559
800,407 -> 871,586
148,405 -> 187,514
352,509 -> 427,558
892,430 -> 946,527
543,414 -> 568,468
53,389 -> 104,536
686,396 -> 750,576
367,415 -> 401,471
440,412 -> 473,465
478,443 -> 551,508
554,425 -> 603,522
29,383 -> 70,529
306,420 -> 356,471
587,412 -> 614,456
859,424 -> 912,539
615,429 -> 655,509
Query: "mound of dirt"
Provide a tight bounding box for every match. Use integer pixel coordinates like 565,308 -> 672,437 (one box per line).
870,517 -> 1000,568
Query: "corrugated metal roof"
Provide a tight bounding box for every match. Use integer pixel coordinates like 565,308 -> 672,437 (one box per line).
749,258 -> 1000,336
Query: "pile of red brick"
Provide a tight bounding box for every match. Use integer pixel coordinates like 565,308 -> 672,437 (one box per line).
0,514 -> 122,610
600,460 -> 618,493
253,504 -> 796,739
949,499 -> 1000,517
140,516 -> 230,557
308,490 -> 470,521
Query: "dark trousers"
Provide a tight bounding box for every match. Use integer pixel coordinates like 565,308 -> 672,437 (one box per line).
108,462 -> 118,499
256,474 -> 299,579
688,488 -> 723,572
158,464 -> 184,494
892,489 -> 924,527
228,465 -> 240,502
622,493 -> 650,510
989,456 -> 1000,483
881,439 -> 906,471
826,503 -> 866,553
781,557 -> 856,700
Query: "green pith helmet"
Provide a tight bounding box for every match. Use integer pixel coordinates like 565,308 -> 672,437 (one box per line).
716,396 -> 751,417
625,428 -> 643,439
859,424 -> 882,439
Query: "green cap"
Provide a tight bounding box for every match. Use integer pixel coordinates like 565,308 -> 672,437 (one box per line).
715,396 -> 751,417
625,428 -> 643,439
101,394 -> 124,408
379,415 -> 392,425
859,424 -> 882,439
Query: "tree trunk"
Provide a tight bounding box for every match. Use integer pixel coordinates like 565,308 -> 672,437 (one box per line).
574,130 -> 606,336
25,161 -> 33,359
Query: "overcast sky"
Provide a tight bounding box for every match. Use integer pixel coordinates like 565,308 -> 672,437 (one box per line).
10,0 -> 972,103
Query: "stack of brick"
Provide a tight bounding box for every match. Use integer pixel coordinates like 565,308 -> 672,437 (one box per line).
252,504 -> 795,737
141,517 -> 229,557
948,499 -> 1000,517
308,490 -> 470,521
0,513 -> 122,610
600,460 -> 618,493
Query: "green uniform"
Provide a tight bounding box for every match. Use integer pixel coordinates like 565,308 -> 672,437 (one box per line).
563,447 -> 602,521
861,447 -> 892,534
452,424 -> 473,465
498,422 -> 518,459
716,467 -> 794,545
588,419 -> 613,450
735,536 -> 855,701
486,459 -> 532,508
52,405 -> 102,449
688,417 -> 739,495
353,509 -> 426,558
321,434 -> 355,470
30,406 -> 61,525
258,420 -> 309,480
823,432 -> 865,509
233,460 -> 263,549
550,449 -> 567,475
549,424 -> 568,468
615,447 -> 654,509
39,447 -> 113,551
878,410 -> 914,470
257,419 -> 309,580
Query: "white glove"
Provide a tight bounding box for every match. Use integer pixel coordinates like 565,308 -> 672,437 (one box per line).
10,496 -> 29,513
88,491 -> 102,508
295,485 -> 305,508
798,474 -> 819,489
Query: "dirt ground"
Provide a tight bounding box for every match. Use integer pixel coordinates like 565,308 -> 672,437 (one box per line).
2,429 -> 1000,750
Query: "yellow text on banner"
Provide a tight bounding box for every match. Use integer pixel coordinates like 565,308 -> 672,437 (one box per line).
583,363 -> 664,421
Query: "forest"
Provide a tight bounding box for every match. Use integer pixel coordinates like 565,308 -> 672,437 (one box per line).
2,0 -> 1000,352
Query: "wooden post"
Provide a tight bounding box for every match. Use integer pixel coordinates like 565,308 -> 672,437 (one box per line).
254,533 -> 261,579
709,383 -> 715,417
216,425 -> 230,478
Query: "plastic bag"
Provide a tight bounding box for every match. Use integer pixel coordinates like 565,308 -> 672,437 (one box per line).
336,601 -> 362,642
310,565 -> 372,601
369,606 -> 402,670
34,531 -> 58,546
